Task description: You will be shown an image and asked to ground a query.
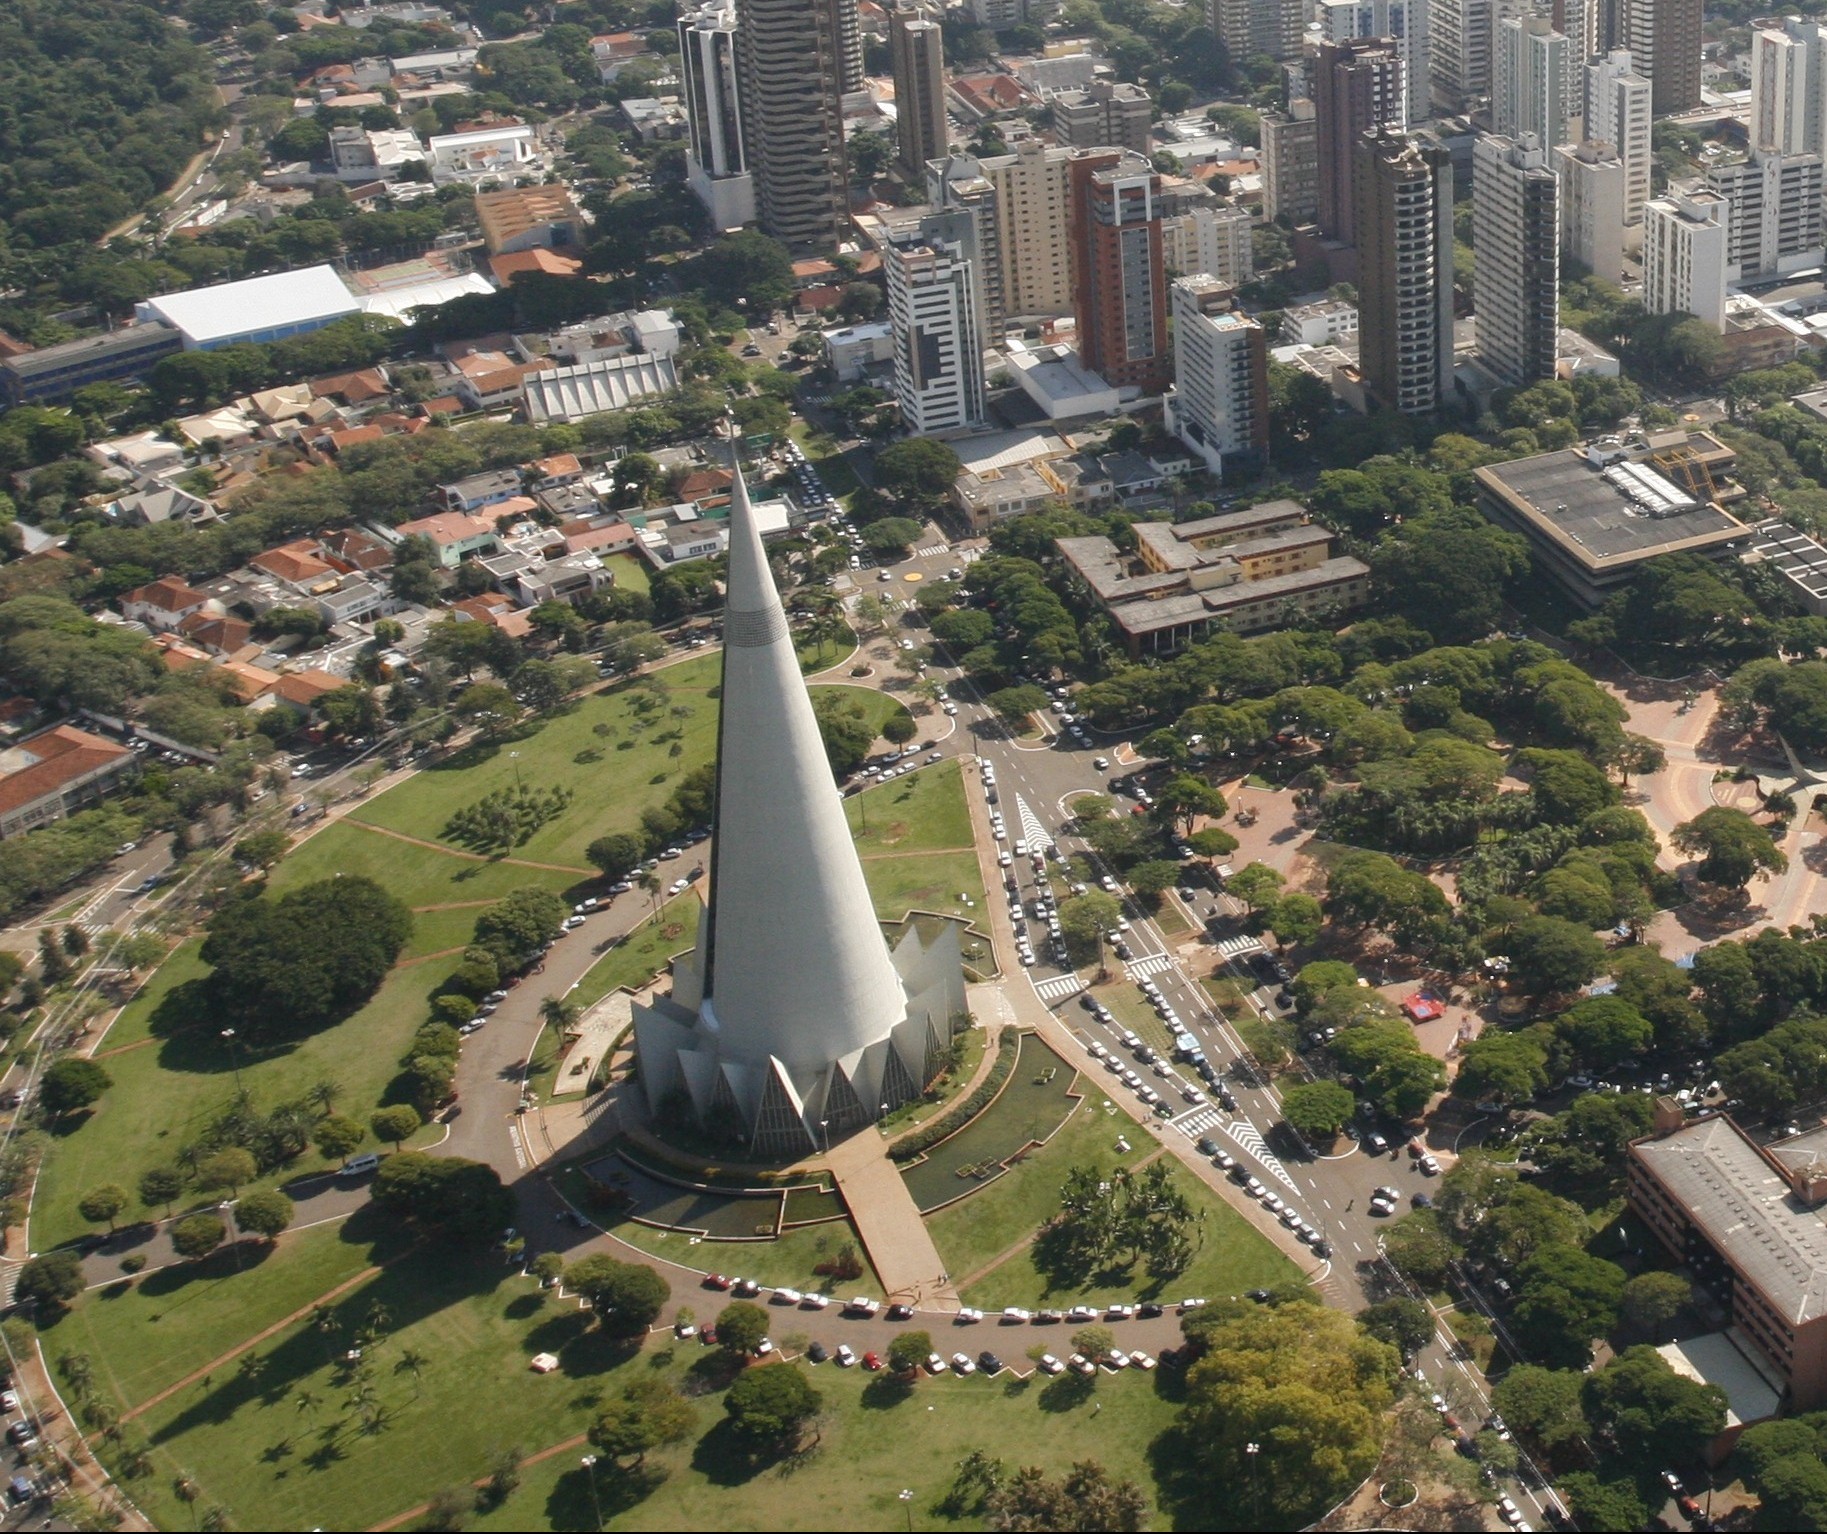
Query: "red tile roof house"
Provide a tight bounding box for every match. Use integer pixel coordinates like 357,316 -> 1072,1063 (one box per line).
392,510 -> 504,569
0,725 -> 135,839
119,575 -> 212,633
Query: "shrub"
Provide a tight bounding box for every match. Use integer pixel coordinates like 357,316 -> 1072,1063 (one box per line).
889,1032 -> 1016,1163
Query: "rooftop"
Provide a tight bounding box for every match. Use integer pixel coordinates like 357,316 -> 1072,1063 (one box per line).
1634,1114 -> 1827,1325
138,265 -> 361,347
521,353 -> 680,424
1748,518 -> 1827,604
1475,448 -> 1748,571
0,725 -> 132,820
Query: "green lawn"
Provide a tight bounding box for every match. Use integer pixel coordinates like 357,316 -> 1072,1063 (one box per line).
46,1218 -> 397,1411
925,1101 -> 1148,1285
788,420 -> 862,497
603,553 -> 650,594
346,654 -> 725,865
33,953 -> 462,1252
569,895 -> 702,1013
845,759 -> 973,854
857,850 -> 984,924
960,1159 -> 1302,1311
468,1351 -> 1185,1534
586,1210 -> 884,1301
94,939 -> 209,1053
1090,981 -> 1176,1055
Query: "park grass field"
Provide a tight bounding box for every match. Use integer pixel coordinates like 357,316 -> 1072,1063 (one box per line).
32,953 -> 462,1252
266,820 -> 584,914
92,939 -> 209,1053
568,895 -> 702,1013
845,758 -> 972,853
602,553 -> 650,594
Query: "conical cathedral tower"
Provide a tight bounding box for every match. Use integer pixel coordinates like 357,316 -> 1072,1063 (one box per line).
633,441 -> 964,1158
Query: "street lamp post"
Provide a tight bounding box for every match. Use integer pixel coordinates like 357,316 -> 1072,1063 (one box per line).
509,750 -> 523,790
819,1118 -> 830,1156
899,1487 -> 913,1533
220,1028 -> 243,1093
580,1455 -> 602,1532
1245,1443 -> 1260,1524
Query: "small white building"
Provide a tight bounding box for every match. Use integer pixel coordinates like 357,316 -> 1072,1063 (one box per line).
823,321 -> 895,381
1004,341 -> 1122,421
427,122 -> 537,183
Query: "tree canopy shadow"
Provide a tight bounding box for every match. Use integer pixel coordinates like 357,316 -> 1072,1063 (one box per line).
688,1417 -> 779,1487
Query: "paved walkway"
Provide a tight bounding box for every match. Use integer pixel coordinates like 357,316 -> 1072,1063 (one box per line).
823,1129 -> 958,1310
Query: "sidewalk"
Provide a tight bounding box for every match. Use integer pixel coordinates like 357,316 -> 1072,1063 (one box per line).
823,1129 -> 958,1310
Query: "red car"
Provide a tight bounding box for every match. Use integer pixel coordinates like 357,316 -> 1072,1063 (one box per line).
703,1273 -> 731,1290
861,1351 -> 884,1371
699,1326 -> 717,1346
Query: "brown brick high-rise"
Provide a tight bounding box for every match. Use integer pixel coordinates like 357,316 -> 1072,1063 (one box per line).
1068,150 -> 1170,396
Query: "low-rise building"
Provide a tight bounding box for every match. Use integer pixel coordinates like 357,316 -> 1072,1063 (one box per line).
0,725 -> 136,839
1746,518 -> 1827,615
823,320 -> 895,381
120,575 -> 212,633
392,509 -> 504,567
0,323 -> 182,406
520,353 -> 679,424
1474,433 -> 1751,608
473,184 -> 587,256
440,470 -> 525,513
1058,502 -> 1370,654
102,485 -> 217,528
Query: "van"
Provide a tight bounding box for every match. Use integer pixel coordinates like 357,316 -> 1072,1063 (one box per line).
340,1152 -> 381,1178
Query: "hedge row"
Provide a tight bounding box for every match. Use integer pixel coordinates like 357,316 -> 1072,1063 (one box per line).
888,1031 -> 1020,1164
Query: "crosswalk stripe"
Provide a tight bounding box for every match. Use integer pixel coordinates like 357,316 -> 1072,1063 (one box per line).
1225,1118 -> 1302,1196
1217,935 -> 1267,958
1034,973 -> 1085,1002
1125,953 -> 1175,979
1013,794 -> 1054,852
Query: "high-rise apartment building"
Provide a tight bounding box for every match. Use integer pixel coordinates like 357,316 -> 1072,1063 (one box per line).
837,0 -> 865,92
679,1 -> 755,230
890,5 -> 947,179
1069,150 -> 1170,395
1642,187 -> 1729,329
1261,99 -> 1320,224
928,138 -> 1075,320
1209,0 -> 1305,63
1164,275 -> 1269,478
1354,129 -> 1455,415
1160,203 -> 1255,287
970,0 -> 1059,25
1556,139 -> 1627,282
1315,37 -> 1408,246
1473,133 -> 1560,387
1706,152 -> 1826,283
1052,80 -> 1153,154
1495,16 -> 1572,147
926,156 -> 1005,337
883,210 -> 988,436
1319,0 -> 1430,109
1585,50 -> 1651,232
1751,17 -> 1827,158
1622,0 -> 1702,114
1429,0 -> 1493,110
735,0 -> 848,251
1552,0 -> 1597,59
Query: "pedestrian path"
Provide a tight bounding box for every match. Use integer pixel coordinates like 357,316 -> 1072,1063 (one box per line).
1172,1104 -> 1223,1139
1013,794 -> 1054,852
1033,972 -> 1085,1003
1216,934 -> 1268,959
1125,952 -> 1176,979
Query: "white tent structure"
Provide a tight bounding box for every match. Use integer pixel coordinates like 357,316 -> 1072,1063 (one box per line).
633,445 -> 964,1158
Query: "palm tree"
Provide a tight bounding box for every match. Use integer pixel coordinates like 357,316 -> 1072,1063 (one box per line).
638,869 -> 663,924
307,1078 -> 342,1115
540,995 -> 580,1033
59,1352 -> 94,1400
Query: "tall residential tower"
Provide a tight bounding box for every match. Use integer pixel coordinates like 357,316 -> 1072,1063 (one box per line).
1355,130 -> 1455,415
679,1 -> 754,230
1474,133 -> 1561,387
735,0 -> 849,251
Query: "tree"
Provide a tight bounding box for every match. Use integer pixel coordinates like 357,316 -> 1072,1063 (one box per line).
1280,1080 -> 1356,1140
77,1184 -> 129,1233
1556,995 -> 1653,1071
874,437 -> 961,507
1491,1364 -> 1588,1457
1154,774 -> 1227,836
1512,1244 -> 1627,1368
138,1166 -> 184,1218
1127,861 -> 1182,911
1381,1213 -> 1455,1290
715,1300 -> 769,1357
723,1364 -> 823,1448
1291,960 -> 1359,1011
1620,1271 -> 1689,1341
1225,862 -> 1284,912
1556,1473 -> 1651,1533
231,827 -> 291,872
1268,893 -> 1323,949
1357,1298 -> 1433,1358
1059,891 -> 1123,967
585,832 -> 644,881
564,1254 -> 668,1336
15,1251 -> 84,1314
589,1378 -> 695,1468
987,684 -> 1048,726
888,1329 -> 933,1375
453,681 -> 522,737
882,711 -> 917,745
370,1104 -> 422,1148
194,1148 -> 256,1197
1582,1344 -> 1727,1465
171,1213 -> 227,1260
1672,805 -> 1788,890
472,886 -> 569,969
1506,915 -> 1605,997
1453,1031 -> 1549,1105
235,1189 -> 294,1242
314,1116 -> 367,1165
1070,1325 -> 1116,1361
201,876 -> 412,1037
1178,1303 -> 1397,1521
861,516 -> 923,558
986,1460 -> 1149,1532
40,1056 -> 112,1119
372,1153 -> 515,1244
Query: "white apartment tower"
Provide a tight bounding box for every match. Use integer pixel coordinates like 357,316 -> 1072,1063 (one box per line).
1556,139 -> 1627,283
1164,274 -> 1269,479
1750,18 -> 1827,157
1495,16 -> 1572,148
678,1 -> 755,230
1706,152 -> 1826,283
1473,133 -> 1561,387
1161,204 -> 1255,287
1584,50 -> 1651,233
1641,188 -> 1729,330
884,211 -> 988,437
1319,0 -> 1431,109
928,139 -> 1076,320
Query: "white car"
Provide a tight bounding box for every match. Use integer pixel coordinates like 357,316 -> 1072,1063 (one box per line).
1130,1350 -> 1157,1370
950,1352 -> 977,1375
773,1288 -> 802,1305
1038,1353 -> 1065,1375
1001,1306 -> 1032,1322
800,1292 -> 831,1310
956,1307 -> 984,1323
835,1344 -> 857,1366
1104,1350 -> 1130,1370
926,1353 -> 948,1374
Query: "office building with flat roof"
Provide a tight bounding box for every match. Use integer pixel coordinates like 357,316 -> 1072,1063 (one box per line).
1473,434 -> 1749,608
0,323 -> 181,406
